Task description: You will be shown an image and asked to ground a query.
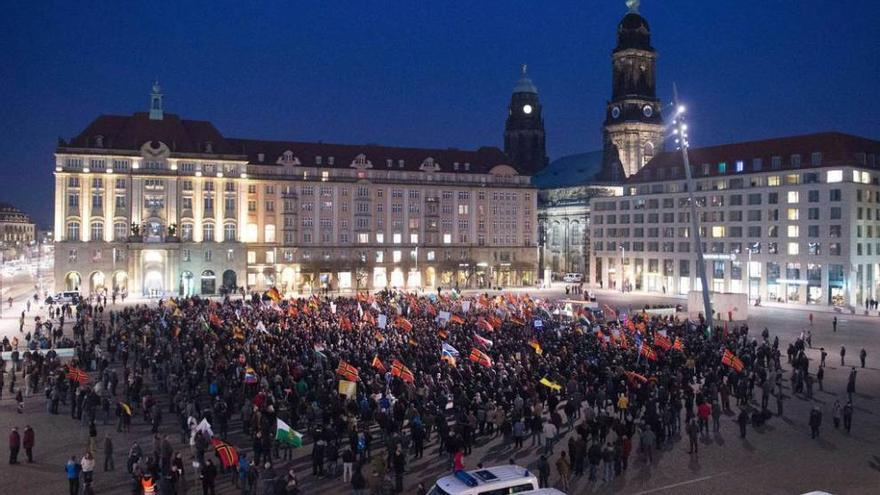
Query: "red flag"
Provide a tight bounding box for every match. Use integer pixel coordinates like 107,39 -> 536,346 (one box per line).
449,314 -> 465,325
721,349 -> 745,373
211,438 -> 239,469
391,359 -> 415,383
437,329 -> 449,339
477,317 -> 494,332
468,348 -> 493,368
371,356 -> 386,373
625,371 -> 648,384
473,334 -> 494,349
654,334 -> 672,351
639,342 -> 658,361
67,366 -> 89,385
335,361 -> 360,382
673,337 -> 684,352
394,316 -> 413,332
340,316 -> 353,331
488,315 -> 503,330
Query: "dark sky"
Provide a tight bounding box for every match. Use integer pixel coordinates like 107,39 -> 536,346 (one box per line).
3,1 -> 879,227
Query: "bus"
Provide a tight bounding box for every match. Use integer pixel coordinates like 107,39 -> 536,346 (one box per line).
428,465 -> 539,495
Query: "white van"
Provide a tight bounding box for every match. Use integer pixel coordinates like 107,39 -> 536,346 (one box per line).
519,490 -> 567,495
429,465 -> 539,495
562,273 -> 582,283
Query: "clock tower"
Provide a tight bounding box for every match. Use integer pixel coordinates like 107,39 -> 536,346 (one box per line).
602,1 -> 664,179
504,65 -> 548,175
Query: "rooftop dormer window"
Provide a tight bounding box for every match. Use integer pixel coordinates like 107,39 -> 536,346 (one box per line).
94,135 -> 104,148
204,141 -> 213,153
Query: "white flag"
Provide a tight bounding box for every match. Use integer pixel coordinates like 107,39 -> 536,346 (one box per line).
378,314 -> 387,329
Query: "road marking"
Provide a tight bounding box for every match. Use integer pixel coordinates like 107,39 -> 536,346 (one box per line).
631,473 -> 729,494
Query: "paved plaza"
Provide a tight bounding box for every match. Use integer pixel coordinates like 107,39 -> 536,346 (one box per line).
1,284 -> 879,495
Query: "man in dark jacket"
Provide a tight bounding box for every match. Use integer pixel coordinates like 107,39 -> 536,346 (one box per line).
737,409 -> 749,438
809,407 -> 822,439
8,427 -> 21,464
200,458 -> 218,494
537,455 -> 550,488
22,425 -> 34,463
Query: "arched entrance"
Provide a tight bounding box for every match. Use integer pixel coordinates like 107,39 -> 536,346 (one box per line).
64,272 -> 82,291
424,267 -> 436,288
89,271 -> 106,294
222,270 -> 237,292
144,270 -> 163,297
201,270 -> 216,295
112,271 -> 128,293
180,271 -> 195,297
280,267 -> 296,295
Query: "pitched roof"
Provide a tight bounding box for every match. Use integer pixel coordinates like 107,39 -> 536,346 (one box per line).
532,150 -> 604,189
627,132 -> 880,183
61,113 -> 513,174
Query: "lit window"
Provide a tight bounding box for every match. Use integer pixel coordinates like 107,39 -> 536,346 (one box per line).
393,233 -> 402,244
443,233 -> 452,244
358,233 -> 369,243
827,170 -> 843,183
787,225 -> 799,237
245,223 -> 258,242
321,171 -> 329,182
376,233 -> 384,243
264,225 -> 276,243
410,233 -> 418,243
787,191 -> 799,204
787,208 -> 799,220
711,226 -> 725,238
266,251 -> 275,263
247,251 -> 256,263
788,242 -> 799,255
426,250 -> 435,261
768,176 -> 780,186
392,250 -> 402,263
735,160 -> 744,172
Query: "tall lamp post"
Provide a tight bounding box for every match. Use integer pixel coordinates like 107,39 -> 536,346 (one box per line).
673,85 -> 713,331
619,245 -> 625,292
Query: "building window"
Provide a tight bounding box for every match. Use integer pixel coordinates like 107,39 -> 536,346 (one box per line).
90,223 -> 103,241
181,223 -> 194,241
787,191 -> 799,204
788,242 -> 799,255
66,222 -> 80,241
203,223 -> 215,241
114,222 -> 128,241
827,170 -> 843,183
265,225 -> 276,243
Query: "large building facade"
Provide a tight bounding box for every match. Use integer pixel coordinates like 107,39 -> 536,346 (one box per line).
53,84 -> 538,297
0,202 -> 36,249
590,133 -> 880,306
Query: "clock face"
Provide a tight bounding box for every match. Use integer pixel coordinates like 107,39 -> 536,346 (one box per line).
611,106 -> 621,119
522,104 -> 533,114
643,105 -> 653,117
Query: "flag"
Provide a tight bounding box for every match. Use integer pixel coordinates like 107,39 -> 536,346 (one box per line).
539,377 -> 562,391
391,359 -> 415,383
437,329 -> 448,339
468,348 -> 493,368
373,330 -> 385,343
372,356 -> 386,373
275,419 -> 303,448
211,438 -> 239,469
449,314 -> 465,325
473,334 -> 494,349
509,316 -> 525,326
477,317 -> 494,332
67,366 -> 89,385
335,361 -> 360,382
208,313 -> 222,327
340,316 -> 353,331
654,334 -> 672,351
394,316 -> 413,332
256,321 -> 268,334
625,371 -> 648,384
673,337 -> 684,352
527,338 -> 543,355
244,367 -> 258,384
442,342 -> 461,357
488,315 -> 503,330
338,379 -> 357,399
721,349 -> 745,373
639,342 -> 658,362
265,287 -> 281,302
619,332 -> 629,350
118,402 -> 132,417
195,418 -> 214,437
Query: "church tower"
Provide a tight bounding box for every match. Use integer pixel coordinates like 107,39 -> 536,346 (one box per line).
602,1 -> 664,179
504,65 -> 548,175
149,81 -> 164,120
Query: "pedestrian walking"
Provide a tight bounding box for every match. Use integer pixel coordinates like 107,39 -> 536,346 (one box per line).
840,346 -> 846,366
737,409 -> 749,438
537,455 -> 550,488
809,407 -> 822,439
832,316 -> 837,332
686,418 -> 699,454
103,436 -> 114,471
847,368 -> 857,401
817,366 -> 824,391
66,455 -> 80,495
820,347 -> 827,368
555,451 -> 571,491
843,401 -> 854,433
832,400 -> 841,428
860,348 -> 867,368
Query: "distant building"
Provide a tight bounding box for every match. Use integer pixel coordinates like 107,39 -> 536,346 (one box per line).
53,83 -> 539,296
590,132 -> 880,306
0,202 -> 36,248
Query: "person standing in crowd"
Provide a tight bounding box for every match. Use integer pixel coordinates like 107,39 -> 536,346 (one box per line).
22,425 -> 34,463
809,407 -> 823,439
65,455 -> 80,495
840,345 -> 846,366
556,450 -> 571,491
103,435 -> 114,472
537,455 -> 550,489
860,348 -> 867,368
8,427 -> 21,464
843,401 -> 854,433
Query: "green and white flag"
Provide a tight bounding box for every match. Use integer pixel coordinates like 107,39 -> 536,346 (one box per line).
275,418 -> 303,447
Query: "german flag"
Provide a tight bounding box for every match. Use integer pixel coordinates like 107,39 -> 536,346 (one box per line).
371,356 -> 386,373
488,315 -> 503,330
335,361 -> 360,382
287,304 -> 299,318
437,329 -> 448,339
210,438 -> 239,469
639,342 -> 658,362
425,303 -> 437,317
394,316 -> 413,332
449,314 -> 465,325
672,337 -> 684,352
339,316 -> 353,331
477,317 -> 494,332
468,348 -> 493,368
654,334 -> 672,351
67,366 -> 89,385
624,371 -> 648,384
391,360 -> 415,383
618,332 -> 629,350
208,313 -> 222,328
265,287 -> 282,302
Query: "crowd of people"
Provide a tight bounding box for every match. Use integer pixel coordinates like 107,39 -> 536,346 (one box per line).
1,288 -> 866,494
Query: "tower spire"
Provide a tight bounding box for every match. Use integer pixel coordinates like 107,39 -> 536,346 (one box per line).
149,80 -> 164,120
626,0 -> 640,13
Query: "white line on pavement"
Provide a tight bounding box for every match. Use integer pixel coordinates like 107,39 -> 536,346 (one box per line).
630,473 -> 729,495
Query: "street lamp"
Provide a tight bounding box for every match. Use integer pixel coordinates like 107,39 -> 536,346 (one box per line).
619,245 -> 625,292
673,85 -> 713,331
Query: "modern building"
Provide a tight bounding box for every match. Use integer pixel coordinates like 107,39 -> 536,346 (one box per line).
589,132 -> 880,306
53,83 -> 538,297
0,202 -> 36,249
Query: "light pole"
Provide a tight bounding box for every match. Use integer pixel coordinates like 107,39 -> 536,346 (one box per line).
673,85 -> 713,331
619,245 -> 625,292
